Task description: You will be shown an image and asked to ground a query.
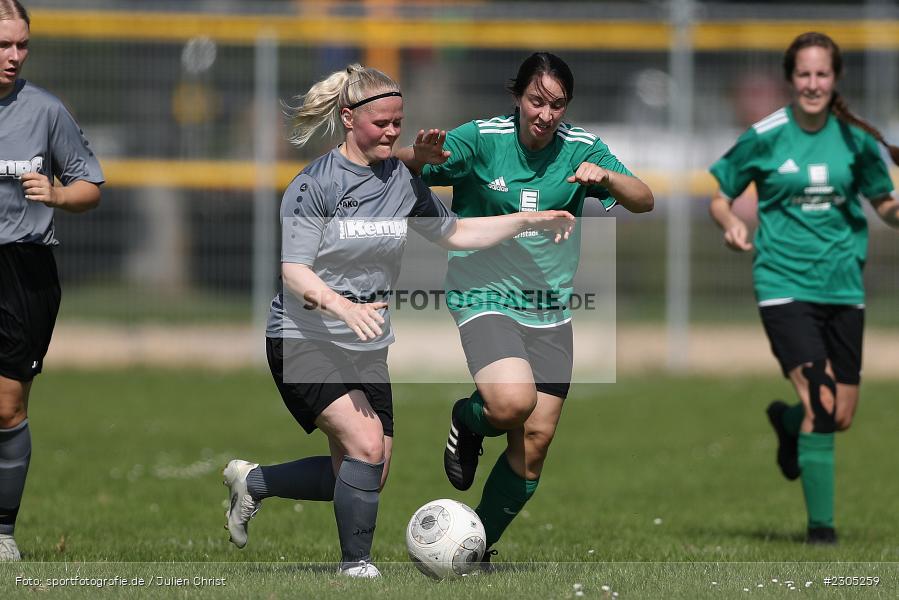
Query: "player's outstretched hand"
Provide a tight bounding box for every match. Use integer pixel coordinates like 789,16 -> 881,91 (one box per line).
723,220 -> 753,252
526,210 -> 576,243
21,172 -> 57,206
337,301 -> 389,341
566,162 -> 610,187
413,129 -> 451,166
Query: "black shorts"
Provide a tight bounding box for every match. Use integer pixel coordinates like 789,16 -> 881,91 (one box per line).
266,337 -> 394,436
458,314 -> 573,399
758,300 -> 863,384
0,244 -> 61,382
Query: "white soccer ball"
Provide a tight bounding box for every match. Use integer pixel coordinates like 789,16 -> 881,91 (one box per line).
406,498 -> 487,579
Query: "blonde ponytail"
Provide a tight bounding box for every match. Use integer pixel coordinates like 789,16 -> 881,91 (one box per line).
284,63 -> 400,148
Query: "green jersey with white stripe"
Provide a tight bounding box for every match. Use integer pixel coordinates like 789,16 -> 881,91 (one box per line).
711,105 -> 894,305
421,112 -> 633,326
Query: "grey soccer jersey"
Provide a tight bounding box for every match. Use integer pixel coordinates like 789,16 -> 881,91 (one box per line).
0,80 -> 105,245
266,147 -> 457,350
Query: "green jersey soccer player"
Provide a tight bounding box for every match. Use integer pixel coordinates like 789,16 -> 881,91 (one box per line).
399,52 -> 653,563
710,32 -> 899,545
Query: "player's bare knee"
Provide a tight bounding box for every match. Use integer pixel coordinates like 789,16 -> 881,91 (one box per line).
524,427 -> 555,457
835,414 -> 853,431
347,437 -> 384,464
0,404 -> 26,429
484,401 -> 534,429
481,386 -> 537,428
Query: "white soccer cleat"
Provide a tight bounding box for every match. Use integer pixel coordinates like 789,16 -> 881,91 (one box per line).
338,560 -> 382,578
222,459 -> 261,549
0,534 -> 21,561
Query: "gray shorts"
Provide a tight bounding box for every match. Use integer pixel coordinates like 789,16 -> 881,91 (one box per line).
458,314 -> 572,399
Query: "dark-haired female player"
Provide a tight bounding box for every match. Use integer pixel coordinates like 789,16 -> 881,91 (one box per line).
710,32 -> 899,544
399,51 -> 653,562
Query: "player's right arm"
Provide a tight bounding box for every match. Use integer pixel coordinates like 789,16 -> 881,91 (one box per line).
279,173 -> 386,342
281,263 -> 386,342
709,189 -> 752,252
398,121 -> 478,186
709,127 -> 762,252
394,129 -> 451,174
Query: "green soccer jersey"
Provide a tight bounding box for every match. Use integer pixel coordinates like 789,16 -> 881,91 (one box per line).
710,105 -> 894,305
421,113 -> 633,326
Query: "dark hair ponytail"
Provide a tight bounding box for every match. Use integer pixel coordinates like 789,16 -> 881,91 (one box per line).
831,93 -> 899,166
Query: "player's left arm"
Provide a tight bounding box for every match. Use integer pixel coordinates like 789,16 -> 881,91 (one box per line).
871,194 -> 899,228
568,162 -> 654,213
26,102 -> 105,213
21,174 -> 100,213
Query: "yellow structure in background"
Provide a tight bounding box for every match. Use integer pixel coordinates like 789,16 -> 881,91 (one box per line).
32,8 -> 899,195
32,9 -> 899,50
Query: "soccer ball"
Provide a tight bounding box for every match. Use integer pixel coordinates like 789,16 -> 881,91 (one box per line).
406,498 -> 487,579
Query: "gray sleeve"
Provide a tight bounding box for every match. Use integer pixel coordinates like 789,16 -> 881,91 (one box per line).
281,174 -> 331,265
49,104 -> 104,186
408,176 -> 457,242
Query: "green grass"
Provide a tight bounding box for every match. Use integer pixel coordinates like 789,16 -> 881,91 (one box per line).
2,371 -> 898,598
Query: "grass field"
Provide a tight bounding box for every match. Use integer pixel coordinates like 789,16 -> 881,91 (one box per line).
2,370 -> 898,598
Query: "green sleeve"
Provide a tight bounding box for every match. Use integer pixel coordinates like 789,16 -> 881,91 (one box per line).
709,128 -> 761,200
855,133 -> 895,201
583,140 -> 635,210
421,121 -> 479,186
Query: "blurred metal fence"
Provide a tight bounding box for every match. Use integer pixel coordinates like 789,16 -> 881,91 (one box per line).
18,1 -> 899,368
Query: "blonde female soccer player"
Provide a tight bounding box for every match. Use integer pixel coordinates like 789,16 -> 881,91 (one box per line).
0,0 -> 103,562
222,63 -> 574,577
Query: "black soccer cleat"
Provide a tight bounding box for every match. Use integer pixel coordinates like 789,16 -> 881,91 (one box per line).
444,398 -> 484,491
766,400 -> 800,481
479,547 -> 498,574
806,527 -> 837,545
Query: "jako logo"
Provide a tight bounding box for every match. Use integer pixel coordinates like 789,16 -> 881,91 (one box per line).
338,198 -> 359,208
0,156 -> 43,179
339,219 -> 407,240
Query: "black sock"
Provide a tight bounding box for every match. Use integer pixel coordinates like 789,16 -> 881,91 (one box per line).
333,456 -> 384,565
0,420 -> 31,536
246,456 -> 335,501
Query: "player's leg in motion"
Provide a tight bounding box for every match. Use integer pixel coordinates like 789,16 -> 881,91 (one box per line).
0,378 -> 31,562
475,391 -> 562,551
223,454 -> 336,549
224,390 -> 391,576
445,358 -> 537,490
788,359 -> 840,544
314,390 -> 387,577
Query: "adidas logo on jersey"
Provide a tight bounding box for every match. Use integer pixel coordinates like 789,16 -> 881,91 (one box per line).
777,158 -> 800,174
487,177 -> 509,192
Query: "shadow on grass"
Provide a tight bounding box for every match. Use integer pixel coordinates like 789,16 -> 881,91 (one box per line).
686,526 -> 807,544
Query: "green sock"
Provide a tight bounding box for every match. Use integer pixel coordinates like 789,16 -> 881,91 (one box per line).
781,403 -> 804,437
475,453 -> 539,547
457,390 -> 504,437
798,432 -> 835,529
